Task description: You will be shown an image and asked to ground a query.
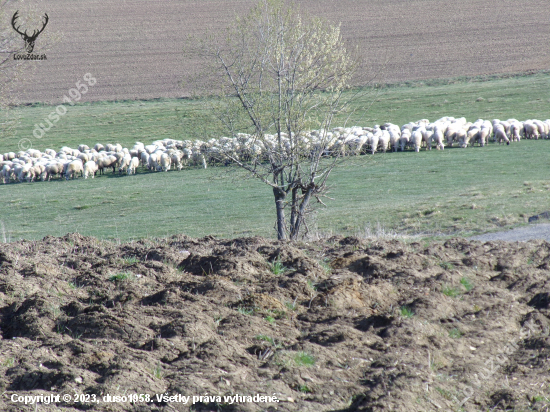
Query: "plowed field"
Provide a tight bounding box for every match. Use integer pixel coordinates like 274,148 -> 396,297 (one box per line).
1,234 -> 550,411
4,0 -> 549,103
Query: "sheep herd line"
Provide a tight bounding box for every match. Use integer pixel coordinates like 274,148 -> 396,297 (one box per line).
1,116 -> 549,184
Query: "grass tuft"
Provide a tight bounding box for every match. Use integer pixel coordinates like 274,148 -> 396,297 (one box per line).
441,285 -> 461,298
400,305 -> 414,318
293,351 -> 316,367
109,272 -> 134,282
460,277 -> 474,291
268,258 -> 287,275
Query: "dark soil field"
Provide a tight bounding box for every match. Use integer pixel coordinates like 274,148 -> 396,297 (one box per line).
5,0 -> 550,104
1,234 -> 550,411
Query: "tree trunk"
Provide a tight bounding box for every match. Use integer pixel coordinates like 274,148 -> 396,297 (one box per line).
290,185 -> 314,240
273,187 -> 286,240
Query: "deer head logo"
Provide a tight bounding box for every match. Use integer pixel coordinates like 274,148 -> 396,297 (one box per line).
11,11 -> 49,53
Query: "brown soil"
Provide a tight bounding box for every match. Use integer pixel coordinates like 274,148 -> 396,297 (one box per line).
6,0 -> 550,103
1,234 -> 550,411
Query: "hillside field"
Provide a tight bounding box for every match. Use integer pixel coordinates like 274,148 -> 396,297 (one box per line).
2,0 -> 549,104
2,71 -> 550,242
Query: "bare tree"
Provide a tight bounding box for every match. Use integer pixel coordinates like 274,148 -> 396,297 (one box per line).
188,0 -> 359,240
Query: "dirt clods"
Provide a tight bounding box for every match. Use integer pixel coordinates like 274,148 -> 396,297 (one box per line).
1,234 -> 549,411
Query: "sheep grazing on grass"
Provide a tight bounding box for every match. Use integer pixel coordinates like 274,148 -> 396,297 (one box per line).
411,130 -> 423,152
1,164 -> 11,184
399,129 -> 411,151
160,153 -> 171,172
431,125 -> 445,150
367,132 -> 379,155
45,162 -> 64,181
2,116 -> 550,187
494,125 -> 510,145
118,153 -> 132,174
65,160 -> 83,180
83,161 -> 98,179
97,155 -> 117,175
127,157 -> 139,175
378,130 -> 391,153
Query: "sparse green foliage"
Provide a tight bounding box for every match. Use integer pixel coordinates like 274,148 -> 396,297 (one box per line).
449,328 -> 463,339
439,261 -> 455,271
255,334 -> 282,349
400,305 -> 414,318
2,357 -> 15,367
152,361 -> 164,380
265,315 -> 276,324
319,258 -> 332,274
268,258 -> 287,275
460,277 -> 474,292
123,256 -> 140,264
293,351 -> 316,367
298,385 -> 312,393
441,285 -> 461,298
109,272 -> 134,282
285,300 -> 298,311
236,306 -> 254,316
255,335 -> 276,346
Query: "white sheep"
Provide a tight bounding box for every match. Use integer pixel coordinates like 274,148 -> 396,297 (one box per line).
118,153 -> 132,174
160,153 -> 171,172
494,125 -> 510,145
127,157 -> 140,175
65,159 -> 83,180
377,130 -> 390,153
399,129 -> 411,151
83,161 -> 98,179
411,130 -> 422,152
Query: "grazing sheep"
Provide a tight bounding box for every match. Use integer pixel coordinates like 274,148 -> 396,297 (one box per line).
367,132 -> 379,155
83,161 -> 98,179
127,157 -> 140,175
1,164 -> 11,184
431,125 -> 445,150
523,121 -> 539,140
45,162 -> 64,181
399,129 -> 411,151
411,130 -> 422,152
97,155 -> 117,175
494,125 -> 510,145
118,153 -> 132,174
170,152 -> 184,171
378,130 -> 390,153
140,151 -> 150,168
160,153 -> 171,172
510,122 -> 522,142
65,159 -> 84,180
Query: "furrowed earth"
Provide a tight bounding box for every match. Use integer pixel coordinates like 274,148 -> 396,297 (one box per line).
1,233 -> 549,411
4,0 -> 549,103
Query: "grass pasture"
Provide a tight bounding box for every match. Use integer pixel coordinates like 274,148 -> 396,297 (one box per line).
2,139 -> 550,242
2,72 -> 550,241
2,70 -> 550,153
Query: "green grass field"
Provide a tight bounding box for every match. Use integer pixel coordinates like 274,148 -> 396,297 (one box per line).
2,140 -> 550,242
1,71 -> 550,242
2,71 -> 550,153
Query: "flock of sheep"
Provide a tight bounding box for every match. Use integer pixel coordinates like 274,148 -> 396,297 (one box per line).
1,116 -> 550,184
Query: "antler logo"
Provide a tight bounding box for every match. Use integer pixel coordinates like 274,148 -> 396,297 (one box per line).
11,10 -> 49,53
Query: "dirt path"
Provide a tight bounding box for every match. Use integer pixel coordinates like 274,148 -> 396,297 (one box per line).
470,223 -> 550,242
